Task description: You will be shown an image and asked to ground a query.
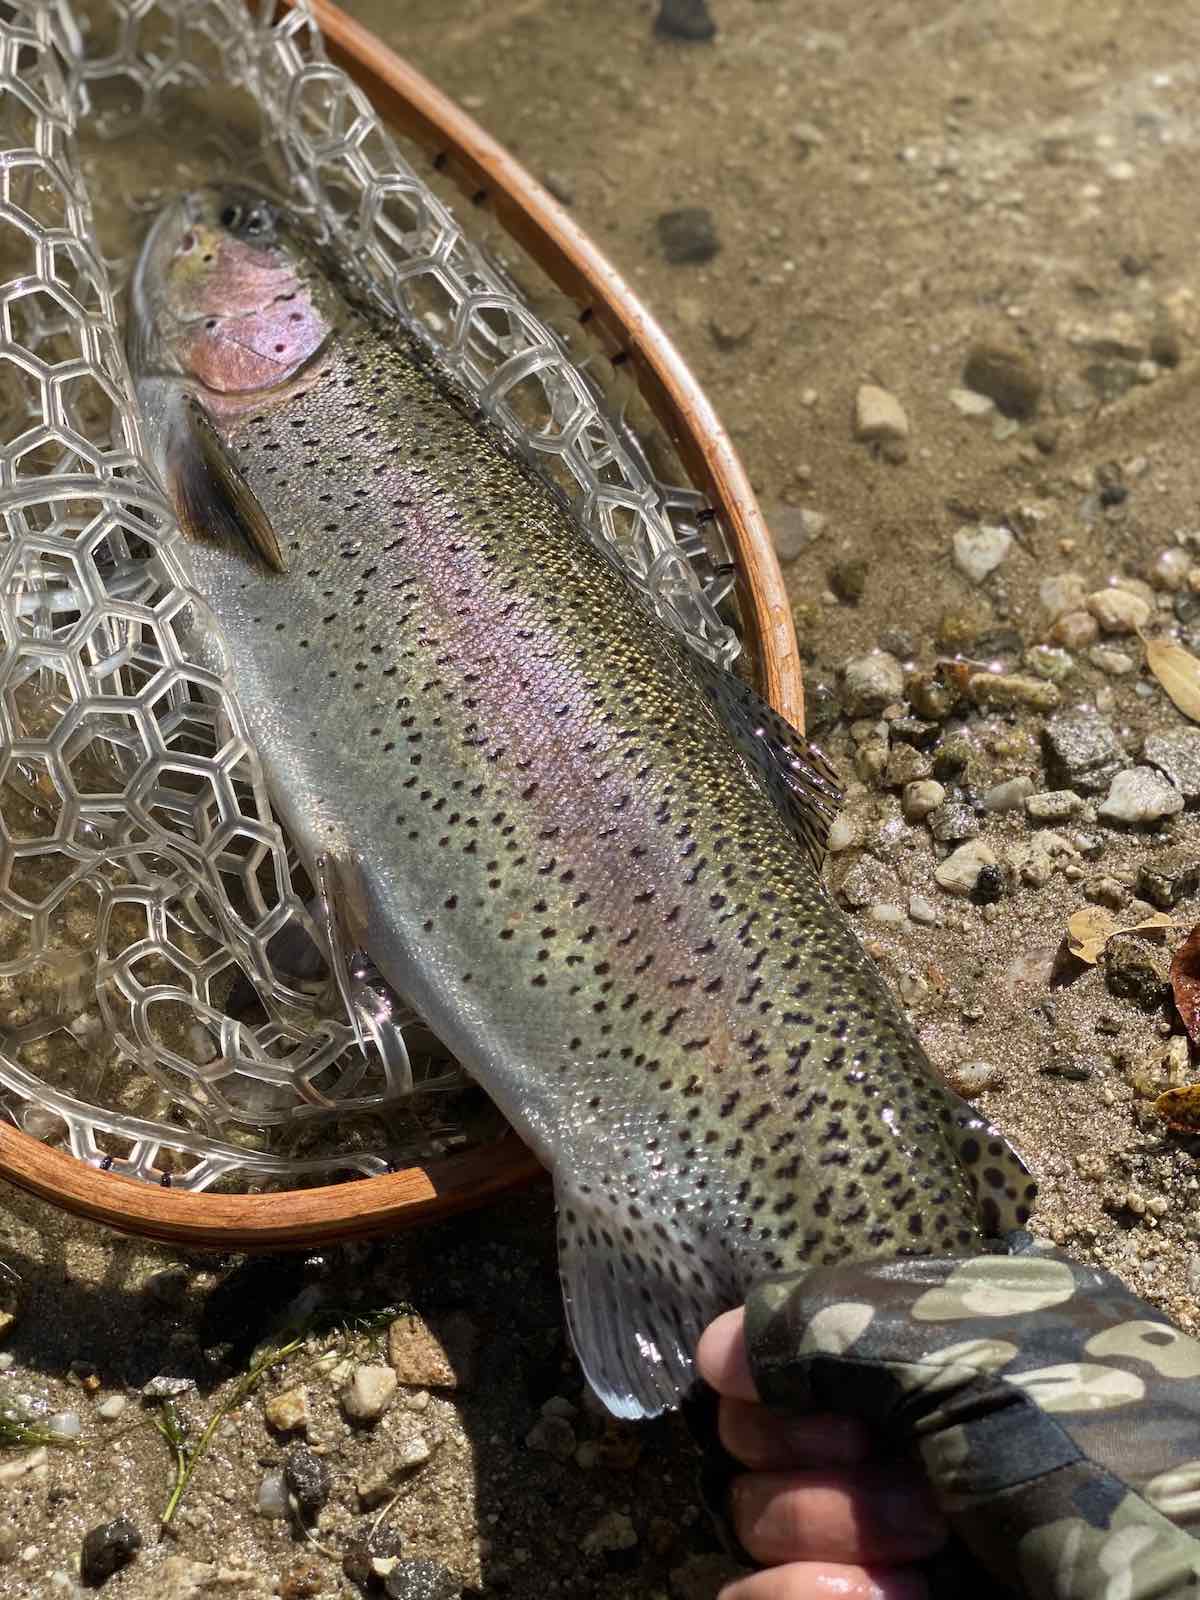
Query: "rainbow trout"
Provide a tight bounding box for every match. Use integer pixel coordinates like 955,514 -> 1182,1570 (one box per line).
129,188 -> 1035,1418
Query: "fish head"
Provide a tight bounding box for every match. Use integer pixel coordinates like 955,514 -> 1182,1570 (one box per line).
128,185 -> 335,403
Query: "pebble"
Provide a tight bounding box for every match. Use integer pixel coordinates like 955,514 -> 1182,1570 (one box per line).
790,122 -> 826,157
280,1558 -> 324,1600
283,1444 -> 331,1519
982,775 -> 1034,812
966,672 -> 1060,712
80,1517 -> 142,1586
962,341 -> 1042,418
257,1472 -> 289,1519
828,557 -> 867,604
769,505 -> 825,561
342,1364 -> 398,1426
264,1386 -> 309,1435
525,1415 -> 576,1459
1039,572 -> 1087,618
95,1395 -> 127,1422
928,800 -> 980,843
1103,934 -> 1169,1010
1086,875 -> 1127,909
383,1559 -> 462,1600
908,670 -> 960,721
1136,848 -> 1200,909
954,1061 -> 1003,1095
1025,790 -> 1082,823
1086,587 -> 1151,634
388,1311 -> 478,1391
853,384 -> 909,444
1043,710 -> 1125,794
907,892 -> 939,925
1150,548 -> 1190,592
357,1438 -> 435,1507
934,839 -> 998,897
884,743 -> 932,788
868,902 -> 906,925
902,779 -> 945,822
582,1511 -> 638,1557
1025,645 -> 1075,683
949,387 -> 994,417
656,207 -> 719,264
826,814 -> 860,852
1050,610 -> 1100,649
45,1411 -> 80,1441
840,650 -> 904,716
1098,767 -> 1184,825
0,1447 -> 46,1488
159,1557 -> 219,1600
653,0 -> 716,40
953,524 -> 1012,583
1088,645 -> 1135,675
1143,729 -> 1200,802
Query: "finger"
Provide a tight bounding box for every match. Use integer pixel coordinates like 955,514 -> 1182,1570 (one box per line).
718,1396 -> 874,1472
697,1307 -> 757,1401
730,1465 -> 948,1568
719,1562 -> 928,1600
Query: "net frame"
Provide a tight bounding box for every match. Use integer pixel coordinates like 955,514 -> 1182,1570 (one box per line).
0,0 -> 754,1194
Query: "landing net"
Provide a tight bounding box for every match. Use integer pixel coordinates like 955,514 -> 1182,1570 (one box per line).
0,0 -> 740,1189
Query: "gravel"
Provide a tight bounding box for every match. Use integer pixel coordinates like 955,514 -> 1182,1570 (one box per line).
1043,709 -> 1126,794
953,523 -> 1012,583
961,341 -> 1042,418
934,839 -> 998,896
1143,729 -> 1200,802
853,384 -> 909,444
342,1364 -> 399,1426
1097,767 -> 1185,825
840,650 -> 904,715
80,1517 -> 142,1587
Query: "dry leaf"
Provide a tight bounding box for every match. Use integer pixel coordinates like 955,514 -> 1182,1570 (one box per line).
1155,1083 -> 1200,1133
1144,635 -> 1200,724
1067,906 -> 1174,966
1171,924 -> 1200,1042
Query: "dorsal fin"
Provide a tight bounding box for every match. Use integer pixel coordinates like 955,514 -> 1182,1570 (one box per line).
165,394 -> 288,573
688,654 -> 842,872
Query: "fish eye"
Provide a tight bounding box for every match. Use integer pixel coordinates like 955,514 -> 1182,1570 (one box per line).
219,199 -> 275,240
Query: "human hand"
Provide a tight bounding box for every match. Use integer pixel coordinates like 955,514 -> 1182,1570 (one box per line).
699,1241 -> 1200,1600
697,1307 -> 943,1600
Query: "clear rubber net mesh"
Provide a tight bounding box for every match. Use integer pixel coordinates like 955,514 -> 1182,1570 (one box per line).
0,0 -> 741,1190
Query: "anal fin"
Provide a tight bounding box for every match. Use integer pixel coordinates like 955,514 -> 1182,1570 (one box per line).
555,1177 -> 737,1420
945,1092 -> 1040,1238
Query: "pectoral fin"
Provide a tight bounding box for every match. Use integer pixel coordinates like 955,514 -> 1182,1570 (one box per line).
165,394 -> 287,573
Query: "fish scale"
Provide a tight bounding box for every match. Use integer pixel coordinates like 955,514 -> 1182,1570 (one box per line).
129,186 -> 1036,1419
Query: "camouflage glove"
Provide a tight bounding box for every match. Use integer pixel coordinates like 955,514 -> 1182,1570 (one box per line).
744,1235 -> 1200,1599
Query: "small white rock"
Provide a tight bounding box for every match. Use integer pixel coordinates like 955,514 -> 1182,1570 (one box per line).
907,893 -> 939,925
255,1471 -> 289,1519
1024,790 -> 1082,823
1086,587 -> 1151,634
826,814 -> 860,853
854,384 -> 909,443
263,1386 -> 309,1435
982,776 -> 1035,812
868,902 -> 906,925
902,779 -> 946,822
954,1061 -> 1003,1095
953,524 -> 1012,584
1150,548 -> 1190,592
934,840 -> 998,897
949,387 -> 995,417
841,651 -> 904,716
1039,572 -> 1087,619
43,1412 -> 80,1441
1098,767 -> 1184,825
96,1395 -> 127,1422
341,1364 -> 398,1426
1088,645 -> 1135,676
